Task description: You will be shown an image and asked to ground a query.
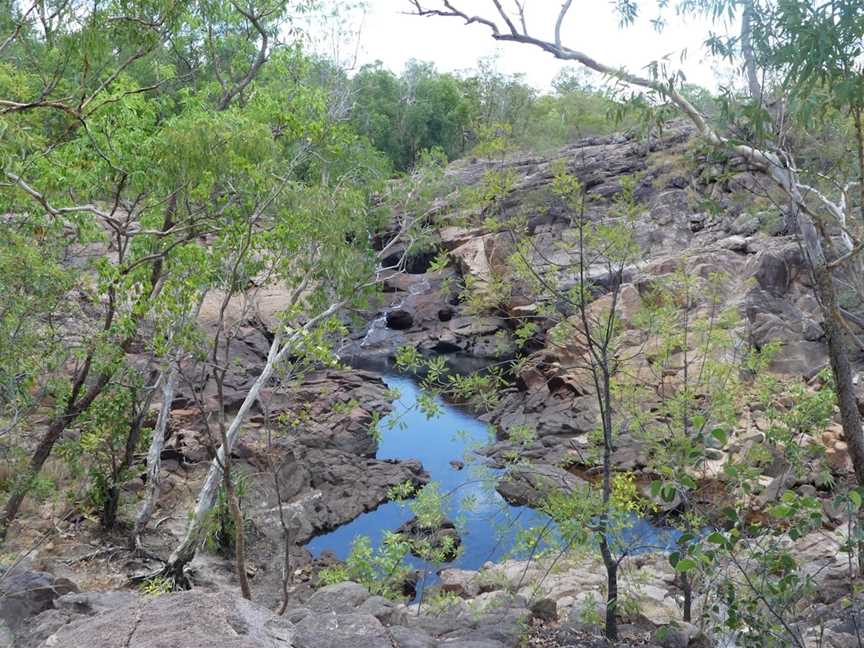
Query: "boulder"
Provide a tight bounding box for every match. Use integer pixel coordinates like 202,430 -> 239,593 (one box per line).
654,622 -> 705,648
307,581 -> 371,612
53,590 -> 140,616
293,612 -> 390,648
389,625 -> 437,648
529,597 -> 558,621
496,464 -> 586,506
439,569 -> 481,598
0,569 -> 78,635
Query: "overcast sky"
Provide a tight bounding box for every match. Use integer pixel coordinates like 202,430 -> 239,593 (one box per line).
312,1 -> 738,92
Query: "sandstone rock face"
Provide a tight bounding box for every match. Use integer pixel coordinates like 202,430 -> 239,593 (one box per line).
18,580 -> 537,648
339,121 -> 856,523
30,591 -> 294,648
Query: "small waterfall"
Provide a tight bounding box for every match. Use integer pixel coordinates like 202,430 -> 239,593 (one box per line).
359,314 -> 387,347
358,275 -> 431,347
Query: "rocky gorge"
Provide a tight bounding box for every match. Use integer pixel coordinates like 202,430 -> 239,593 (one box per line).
5,123 -> 864,647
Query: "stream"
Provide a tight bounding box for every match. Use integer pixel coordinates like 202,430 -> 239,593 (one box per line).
307,373 -> 684,592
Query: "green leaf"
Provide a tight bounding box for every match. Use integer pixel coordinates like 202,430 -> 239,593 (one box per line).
770,504 -> 793,519
675,558 -> 697,573
710,427 -> 728,445
707,531 -> 726,545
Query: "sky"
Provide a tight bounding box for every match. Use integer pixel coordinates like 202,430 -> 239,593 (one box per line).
310,0 -> 738,92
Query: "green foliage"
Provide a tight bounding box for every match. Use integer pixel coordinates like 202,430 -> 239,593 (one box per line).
0,0 -> 402,525
348,55 -> 642,171
203,475 -> 249,556
55,379 -> 149,524
139,575 -> 174,597
423,589 -> 462,614
318,533 -> 412,600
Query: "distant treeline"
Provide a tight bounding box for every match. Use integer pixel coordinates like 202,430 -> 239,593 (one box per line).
312,57 -> 673,172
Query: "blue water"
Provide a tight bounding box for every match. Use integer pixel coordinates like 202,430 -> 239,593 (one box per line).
307,374 -> 684,588
307,375 -> 549,572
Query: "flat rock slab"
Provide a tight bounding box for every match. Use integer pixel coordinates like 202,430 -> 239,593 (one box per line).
34,591 -> 293,648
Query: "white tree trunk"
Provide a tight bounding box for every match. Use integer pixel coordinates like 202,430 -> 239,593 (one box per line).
165,300 -> 343,576
132,364 -> 178,547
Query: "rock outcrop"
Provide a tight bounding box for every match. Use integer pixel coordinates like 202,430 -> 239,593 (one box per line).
342,122 -> 857,523
16,578 -> 536,648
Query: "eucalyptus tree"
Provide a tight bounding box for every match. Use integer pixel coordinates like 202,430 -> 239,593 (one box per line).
0,0 -> 398,545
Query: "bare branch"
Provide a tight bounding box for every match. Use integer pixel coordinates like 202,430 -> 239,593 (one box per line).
490,0 -> 519,35
407,1 -> 500,34
0,0 -> 38,55
555,0 -> 573,48
217,2 -> 271,110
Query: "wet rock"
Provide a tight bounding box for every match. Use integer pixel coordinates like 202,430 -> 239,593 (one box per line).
387,309 -> 414,330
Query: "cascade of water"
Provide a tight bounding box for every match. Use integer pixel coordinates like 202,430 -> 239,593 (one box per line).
358,276 -> 430,347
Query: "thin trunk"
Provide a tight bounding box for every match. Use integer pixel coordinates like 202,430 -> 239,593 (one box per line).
132,365 -> 178,547
813,263 -> 864,573
164,329 -> 280,578
0,368 -> 111,538
219,426 -> 251,599
278,537 -> 291,615
600,536 -> 618,641
813,262 -> 864,486
741,2 -> 762,105
852,106 -> 864,227
165,300 -> 342,579
214,319 -> 251,599
132,288 -> 203,547
682,572 -> 692,622
263,396 -> 294,615
98,371 -> 161,530
122,370 -> 160,474
599,370 -> 618,642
